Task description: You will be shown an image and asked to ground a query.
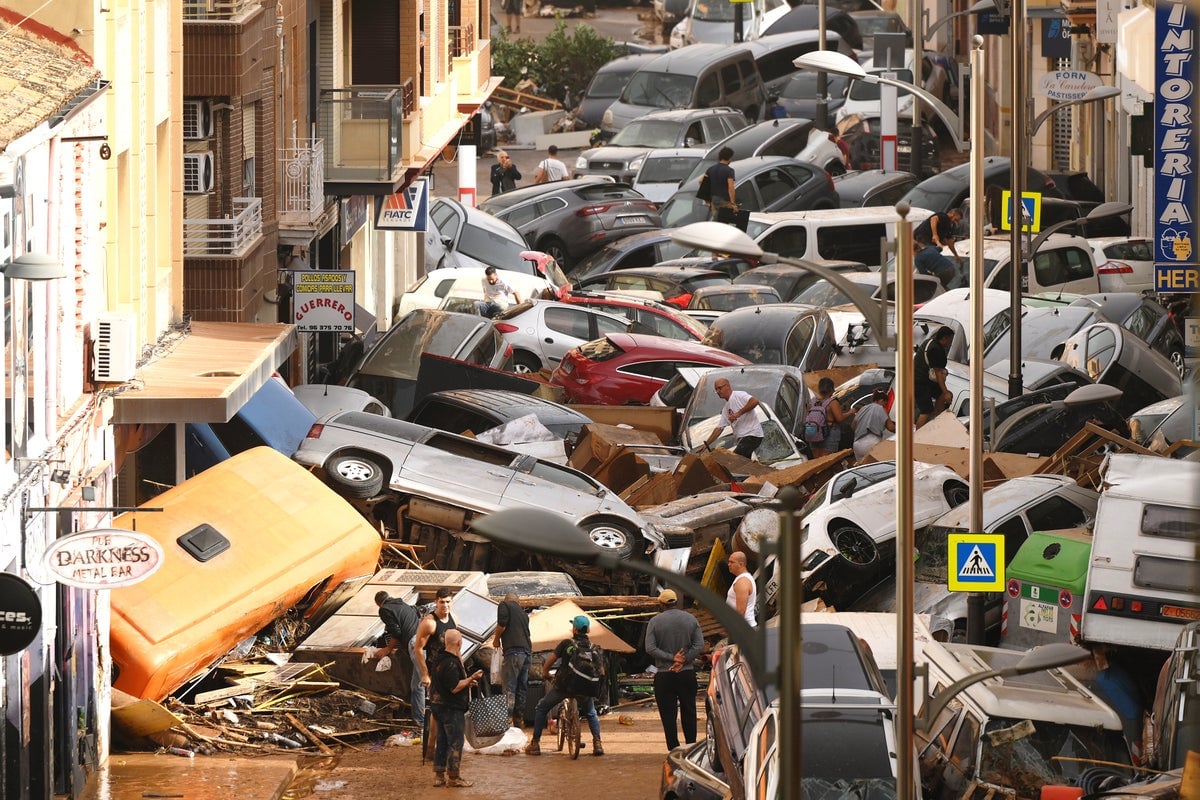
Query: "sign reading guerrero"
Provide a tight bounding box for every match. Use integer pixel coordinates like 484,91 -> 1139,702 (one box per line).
43,529 -> 164,590
1155,0 -> 1198,294
292,270 -> 356,333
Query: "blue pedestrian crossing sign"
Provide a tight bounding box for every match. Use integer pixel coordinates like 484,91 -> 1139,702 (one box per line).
1000,190 -> 1042,234
946,533 -> 1005,592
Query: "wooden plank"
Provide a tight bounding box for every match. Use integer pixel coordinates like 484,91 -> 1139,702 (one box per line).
286,712 -> 335,755
112,699 -> 184,737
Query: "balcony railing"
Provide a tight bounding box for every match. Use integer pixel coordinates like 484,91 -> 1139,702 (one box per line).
449,24 -> 476,60
318,87 -> 405,187
184,197 -> 264,257
182,0 -> 261,20
279,138 -> 326,227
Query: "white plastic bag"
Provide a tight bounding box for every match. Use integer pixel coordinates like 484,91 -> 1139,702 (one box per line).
361,645 -> 378,664
375,655 -> 392,672
490,648 -> 503,685
463,725 -> 526,755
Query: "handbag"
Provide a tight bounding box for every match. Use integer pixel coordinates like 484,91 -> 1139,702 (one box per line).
466,686 -> 510,739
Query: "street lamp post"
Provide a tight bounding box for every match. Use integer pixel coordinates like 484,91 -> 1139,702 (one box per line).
793,51 -> 969,154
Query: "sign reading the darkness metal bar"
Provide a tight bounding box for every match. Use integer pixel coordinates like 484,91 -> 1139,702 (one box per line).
1154,0 -> 1198,294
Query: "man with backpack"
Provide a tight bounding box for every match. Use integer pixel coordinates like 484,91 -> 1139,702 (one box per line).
806,376 -> 854,457
698,378 -> 762,459
524,615 -> 605,757
364,590 -> 425,725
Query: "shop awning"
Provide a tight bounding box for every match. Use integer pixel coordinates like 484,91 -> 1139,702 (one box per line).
111,321 -> 298,425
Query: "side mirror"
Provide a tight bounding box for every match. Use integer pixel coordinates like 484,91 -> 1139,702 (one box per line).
837,477 -> 859,499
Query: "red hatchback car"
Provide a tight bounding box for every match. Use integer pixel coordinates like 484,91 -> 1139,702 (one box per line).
550,332 -> 749,405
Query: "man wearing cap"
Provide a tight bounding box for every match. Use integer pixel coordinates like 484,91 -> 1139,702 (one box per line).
644,590 -> 705,751
525,615 -> 605,756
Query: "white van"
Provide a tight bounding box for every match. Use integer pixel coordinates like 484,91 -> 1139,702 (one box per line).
916,640 -> 1132,800
1079,453 -> 1200,651
744,206 -> 934,269
956,233 -> 1103,297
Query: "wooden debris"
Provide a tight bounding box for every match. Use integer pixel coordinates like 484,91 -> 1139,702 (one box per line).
1040,422 -> 1158,489
286,712 -> 335,755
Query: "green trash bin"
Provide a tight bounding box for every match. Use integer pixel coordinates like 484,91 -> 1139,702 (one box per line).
1001,528 -> 1092,650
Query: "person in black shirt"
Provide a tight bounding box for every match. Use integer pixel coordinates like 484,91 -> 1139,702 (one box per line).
414,588 -> 459,703
430,629 -> 484,788
704,147 -> 737,224
914,326 -> 954,428
366,591 -> 425,725
492,592 -> 532,728
913,209 -> 963,263
524,616 -> 605,757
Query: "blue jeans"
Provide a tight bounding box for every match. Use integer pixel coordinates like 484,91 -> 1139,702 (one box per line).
532,685 -> 601,742
431,704 -> 467,777
502,649 -> 531,720
408,636 -> 426,725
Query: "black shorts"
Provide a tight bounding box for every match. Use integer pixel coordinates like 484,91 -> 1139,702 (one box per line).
915,387 -> 937,415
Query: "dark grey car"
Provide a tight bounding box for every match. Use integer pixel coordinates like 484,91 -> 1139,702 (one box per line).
659,156 -> 840,228
832,169 -> 919,208
479,178 -> 662,271
577,53 -> 659,129
701,303 -> 838,372
1069,292 -> 1187,376
407,389 -> 594,438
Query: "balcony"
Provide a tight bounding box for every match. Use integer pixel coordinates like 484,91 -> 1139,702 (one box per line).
279,138 -> 327,229
184,197 -> 264,257
319,86 -> 408,196
182,0 -> 262,21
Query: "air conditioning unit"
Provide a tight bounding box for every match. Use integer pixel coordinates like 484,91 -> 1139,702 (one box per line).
93,314 -> 138,382
183,99 -> 214,140
183,152 -> 215,194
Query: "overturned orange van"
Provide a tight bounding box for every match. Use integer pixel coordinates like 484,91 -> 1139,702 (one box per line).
110,446 -> 382,700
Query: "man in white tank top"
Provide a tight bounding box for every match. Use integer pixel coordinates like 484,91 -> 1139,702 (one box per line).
725,551 -> 757,627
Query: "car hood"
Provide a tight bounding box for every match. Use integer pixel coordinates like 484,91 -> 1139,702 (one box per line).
580,146 -> 655,163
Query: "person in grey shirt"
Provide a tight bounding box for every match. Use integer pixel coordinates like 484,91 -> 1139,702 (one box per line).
644,589 -> 705,750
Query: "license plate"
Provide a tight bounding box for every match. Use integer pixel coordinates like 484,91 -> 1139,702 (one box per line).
897,145 -> 912,154
618,215 -> 650,226
561,361 -> 574,374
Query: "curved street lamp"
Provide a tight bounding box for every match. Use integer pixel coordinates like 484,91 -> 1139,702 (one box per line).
669,221 -> 898,350
924,0 -> 997,42
793,50 -> 968,152
1029,85 -> 1121,137
915,643 -> 1090,733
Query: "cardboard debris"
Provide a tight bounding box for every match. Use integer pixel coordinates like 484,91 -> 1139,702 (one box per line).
112,697 -> 184,738
623,472 -> 680,506
570,404 -> 677,443
913,412 -> 970,447
739,450 -> 856,494
592,447 -> 651,495
527,600 -> 636,653
1039,422 -> 1160,489
803,364 -> 879,395
568,423 -> 666,474
862,440 -> 1048,482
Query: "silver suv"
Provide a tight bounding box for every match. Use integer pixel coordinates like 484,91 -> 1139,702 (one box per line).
293,412 -> 659,559
574,107 -> 748,184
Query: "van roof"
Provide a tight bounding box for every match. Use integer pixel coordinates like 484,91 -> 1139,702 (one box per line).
922,641 -> 1123,730
642,41 -> 755,71
747,206 -> 933,225
1100,453 -> 1200,502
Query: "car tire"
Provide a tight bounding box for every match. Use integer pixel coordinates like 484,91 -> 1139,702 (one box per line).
582,518 -> 636,560
512,351 -> 542,374
943,481 -> 970,508
539,236 -> 570,272
830,524 -> 878,566
325,453 -> 386,499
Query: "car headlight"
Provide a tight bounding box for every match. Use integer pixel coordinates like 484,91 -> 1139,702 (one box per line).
601,108 -> 614,128
801,550 -> 830,571
575,155 -> 588,169
628,154 -> 647,172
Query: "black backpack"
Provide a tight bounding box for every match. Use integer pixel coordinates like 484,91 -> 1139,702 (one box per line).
559,638 -> 604,698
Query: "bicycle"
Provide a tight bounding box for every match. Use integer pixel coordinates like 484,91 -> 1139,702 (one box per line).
555,695 -> 582,759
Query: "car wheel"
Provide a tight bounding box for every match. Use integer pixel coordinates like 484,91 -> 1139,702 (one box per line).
1169,347 -> 1186,377
325,453 -> 386,499
830,524 -> 878,566
705,717 -> 720,769
540,236 -> 570,271
582,519 -> 636,559
512,351 -> 542,374
943,481 -> 970,508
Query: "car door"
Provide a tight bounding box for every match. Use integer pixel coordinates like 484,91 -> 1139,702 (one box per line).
501,456 -> 608,519
425,199 -> 461,269
1030,245 -> 1099,294
396,431 -> 515,509
754,166 -> 802,211
539,305 -> 627,367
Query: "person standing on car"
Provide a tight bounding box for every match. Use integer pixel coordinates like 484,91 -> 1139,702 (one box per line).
476,266 -> 521,317
492,592 -> 532,728
726,551 -> 757,627
429,628 -> 484,788
365,591 -> 426,726
533,145 -> 568,183
914,209 -> 963,263
525,615 -> 605,757
914,326 -> 954,429
809,377 -> 854,458
913,239 -> 963,290
644,589 -> 704,751
699,377 -> 762,459
704,147 -> 737,224
851,388 -> 896,462
490,150 -> 521,195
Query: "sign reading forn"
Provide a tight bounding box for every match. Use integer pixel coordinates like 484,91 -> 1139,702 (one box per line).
43,529 -> 164,590
1036,70 -> 1103,101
